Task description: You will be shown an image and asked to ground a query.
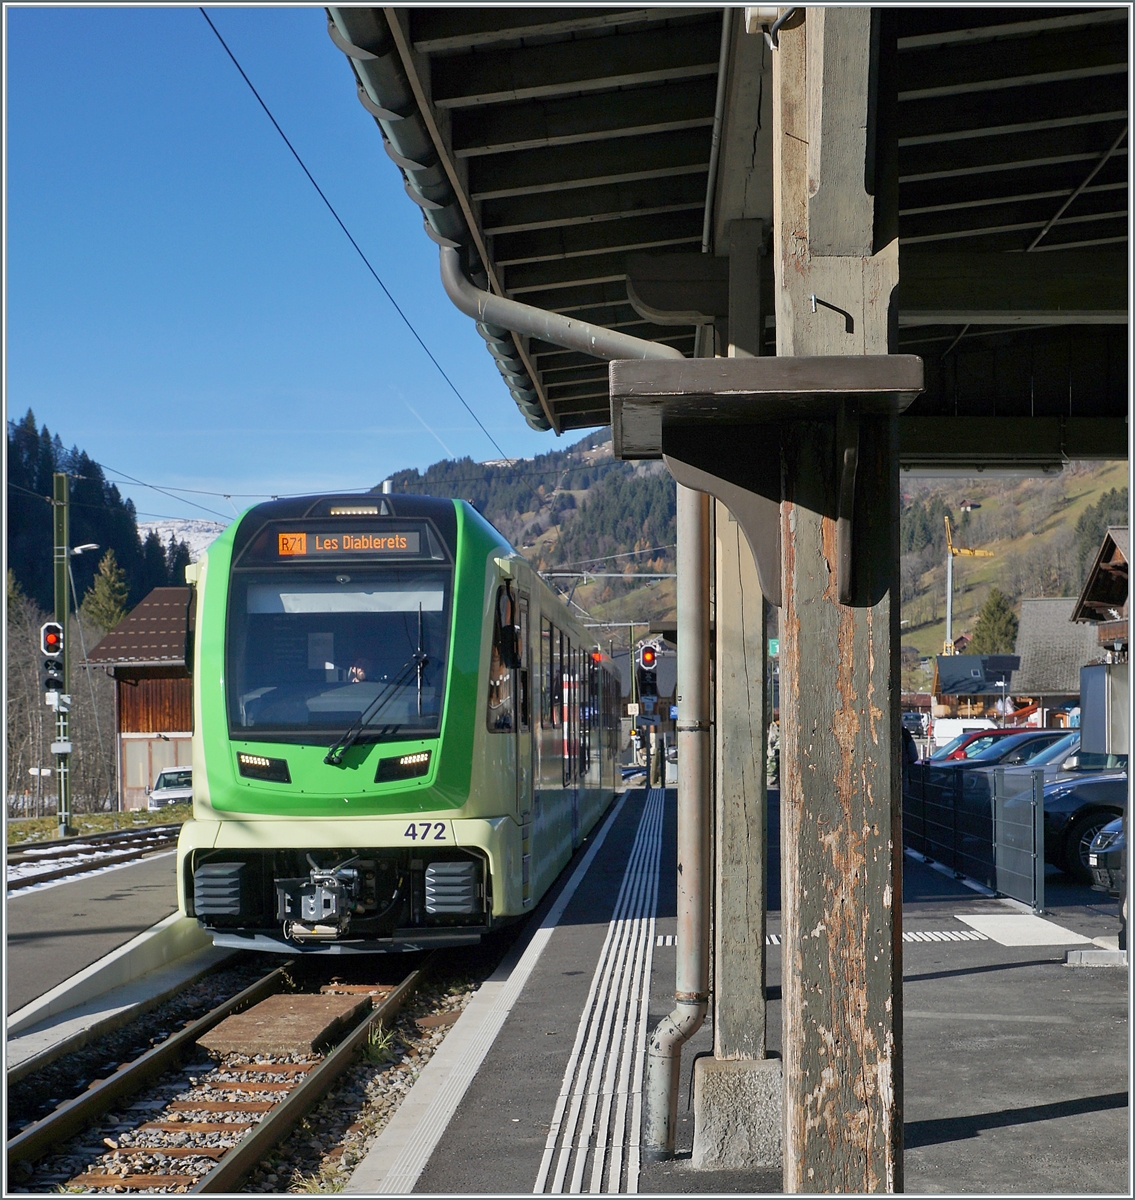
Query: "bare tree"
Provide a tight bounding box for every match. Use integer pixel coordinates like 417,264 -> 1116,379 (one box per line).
6,577 -> 118,817
6,581 -> 51,816
68,612 -> 118,812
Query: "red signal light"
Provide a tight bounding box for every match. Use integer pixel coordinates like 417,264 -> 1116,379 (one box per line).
641,647 -> 656,667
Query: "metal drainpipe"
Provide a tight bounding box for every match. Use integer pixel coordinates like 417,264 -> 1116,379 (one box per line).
642,482 -> 712,1161
439,247 -> 683,363
701,6 -> 734,254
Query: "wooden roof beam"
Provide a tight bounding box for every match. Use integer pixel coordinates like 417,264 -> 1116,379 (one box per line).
450,79 -> 716,158
898,23 -> 1127,98
430,21 -> 721,109
897,247 -> 1128,323
481,176 -> 705,235
411,7 -> 710,54
469,129 -> 710,200
897,8 -> 1128,52
494,211 -> 704,266
899,76 -> 1127,143
506,252 -> 634,294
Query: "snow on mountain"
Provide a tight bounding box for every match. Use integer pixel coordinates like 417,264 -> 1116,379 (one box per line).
137,518 -> 228,563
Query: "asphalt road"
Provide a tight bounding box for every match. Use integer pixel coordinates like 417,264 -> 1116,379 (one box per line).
6,852 -> 178,1014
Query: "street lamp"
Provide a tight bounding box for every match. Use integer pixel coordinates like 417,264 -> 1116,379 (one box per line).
71,544 -> 100,556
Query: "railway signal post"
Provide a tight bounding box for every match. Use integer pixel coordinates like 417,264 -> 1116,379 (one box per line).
50,472 -> 75,837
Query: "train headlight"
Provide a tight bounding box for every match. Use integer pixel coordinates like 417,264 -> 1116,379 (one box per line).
237,753 -> 292,783
375,750 -> 432,782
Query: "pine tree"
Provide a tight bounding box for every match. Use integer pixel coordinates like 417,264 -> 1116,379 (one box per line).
969,587 -> 1019,655
139,528 -> 169,594
82,549 -> 129,632
165,536 -> 192,587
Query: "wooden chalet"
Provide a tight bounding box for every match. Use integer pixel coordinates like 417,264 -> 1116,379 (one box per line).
1072,526 -> 1128,659
930,655 -> 1019,721
1009,597 -> 1102,728
86,587 -> 194,810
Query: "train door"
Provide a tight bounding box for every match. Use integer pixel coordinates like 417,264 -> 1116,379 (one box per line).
516,594 -> 532,811
516,594 -> 533,904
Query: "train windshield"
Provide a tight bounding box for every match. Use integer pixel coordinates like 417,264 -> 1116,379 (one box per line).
226,566 -> 452,742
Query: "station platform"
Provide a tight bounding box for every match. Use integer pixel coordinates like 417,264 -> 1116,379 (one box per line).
6,851 -> 178,1014
344,786 -> 1129,1195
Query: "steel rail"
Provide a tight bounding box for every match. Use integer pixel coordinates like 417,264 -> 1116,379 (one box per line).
7,840 -> 180,890
191,956 -> 434,1192
6,961 -> 290,1169
6,823 -> 183,858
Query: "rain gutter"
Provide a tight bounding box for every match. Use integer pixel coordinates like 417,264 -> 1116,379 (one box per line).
326,6 -> 689,433
325,7 -> 557,430
701,7 -> 734,254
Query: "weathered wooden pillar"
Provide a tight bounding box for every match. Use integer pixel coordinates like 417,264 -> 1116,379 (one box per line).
691,218 -> 781,1169
773,9 -> 903,1192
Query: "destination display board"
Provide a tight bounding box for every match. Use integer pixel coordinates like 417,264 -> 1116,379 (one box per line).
276,530 -> 421,557
234,517 -> 450,567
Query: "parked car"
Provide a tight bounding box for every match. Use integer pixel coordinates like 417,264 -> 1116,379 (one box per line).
902,711 -> 926,735
1088,817 -> 1126,898
1043,772 -> 1128,883
930,728 -> 1067,766
147,767 -> 193,811
966,729 -> 1071,766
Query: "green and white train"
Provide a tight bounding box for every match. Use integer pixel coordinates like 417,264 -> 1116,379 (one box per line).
176,494 -> 622,953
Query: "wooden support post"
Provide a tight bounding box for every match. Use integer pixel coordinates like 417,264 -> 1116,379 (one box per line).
773,9 -> 903,1192
712,501 -> 769,1060
691,220 -> 781,1172
716,218 -> 769,1062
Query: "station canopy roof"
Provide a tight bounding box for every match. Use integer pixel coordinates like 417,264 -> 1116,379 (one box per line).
326,6 -> 1127,467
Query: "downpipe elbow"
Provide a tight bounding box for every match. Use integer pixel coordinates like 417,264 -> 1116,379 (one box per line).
641,997 -> 708,1162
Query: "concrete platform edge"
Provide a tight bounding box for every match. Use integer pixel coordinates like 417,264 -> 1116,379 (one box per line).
7,912 -> 214,1038
6,942 -> 236,1083
346,790 -> 631,1195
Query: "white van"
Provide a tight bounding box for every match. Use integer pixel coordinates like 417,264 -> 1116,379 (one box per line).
928,717 -> 995,750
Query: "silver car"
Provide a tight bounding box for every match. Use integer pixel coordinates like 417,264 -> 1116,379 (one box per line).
147,767 -> 193,810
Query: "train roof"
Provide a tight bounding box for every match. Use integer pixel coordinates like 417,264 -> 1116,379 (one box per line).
230,493 -> 467,563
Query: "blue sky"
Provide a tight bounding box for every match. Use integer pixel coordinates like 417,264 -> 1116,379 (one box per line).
6,5 -> 559,524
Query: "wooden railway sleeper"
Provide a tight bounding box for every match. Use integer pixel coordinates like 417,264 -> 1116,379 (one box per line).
192,954 -> 434,1193
6,962 -> 292,1170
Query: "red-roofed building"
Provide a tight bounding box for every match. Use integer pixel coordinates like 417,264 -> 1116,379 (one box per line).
85,587 -> 194,810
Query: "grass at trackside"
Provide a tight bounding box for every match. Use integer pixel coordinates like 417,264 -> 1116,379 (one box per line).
6,803 -> 192,846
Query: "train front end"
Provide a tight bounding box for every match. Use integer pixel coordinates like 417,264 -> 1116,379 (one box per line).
176,494 -> 518,953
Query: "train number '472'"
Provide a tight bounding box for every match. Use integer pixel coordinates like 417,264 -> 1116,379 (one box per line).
405,821 -> 447,841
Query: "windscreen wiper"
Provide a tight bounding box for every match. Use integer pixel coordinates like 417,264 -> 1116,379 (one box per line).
416,603 -> 427,718
324,647 -> 425,766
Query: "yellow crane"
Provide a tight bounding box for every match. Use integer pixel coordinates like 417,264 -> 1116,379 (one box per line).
943,514 -> 994,655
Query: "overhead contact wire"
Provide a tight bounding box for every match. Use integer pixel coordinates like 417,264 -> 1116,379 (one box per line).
198,8 -> 512,465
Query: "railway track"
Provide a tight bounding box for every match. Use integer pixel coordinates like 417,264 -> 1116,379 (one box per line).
6,824 -> 183,890
8,957 -> 432,1193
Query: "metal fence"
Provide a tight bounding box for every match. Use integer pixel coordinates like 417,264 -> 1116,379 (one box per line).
903,764 -> 1045,912
991,768 -> 1045,913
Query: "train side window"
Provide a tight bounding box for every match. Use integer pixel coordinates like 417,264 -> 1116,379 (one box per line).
541,617 -> 555,728
518,595 -> 530,731
487,586 -> 514,733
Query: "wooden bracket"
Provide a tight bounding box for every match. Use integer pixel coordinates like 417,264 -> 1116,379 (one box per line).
610,355 -> 922,606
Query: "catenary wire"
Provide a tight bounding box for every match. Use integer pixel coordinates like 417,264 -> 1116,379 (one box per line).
198,8 -> 514,467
